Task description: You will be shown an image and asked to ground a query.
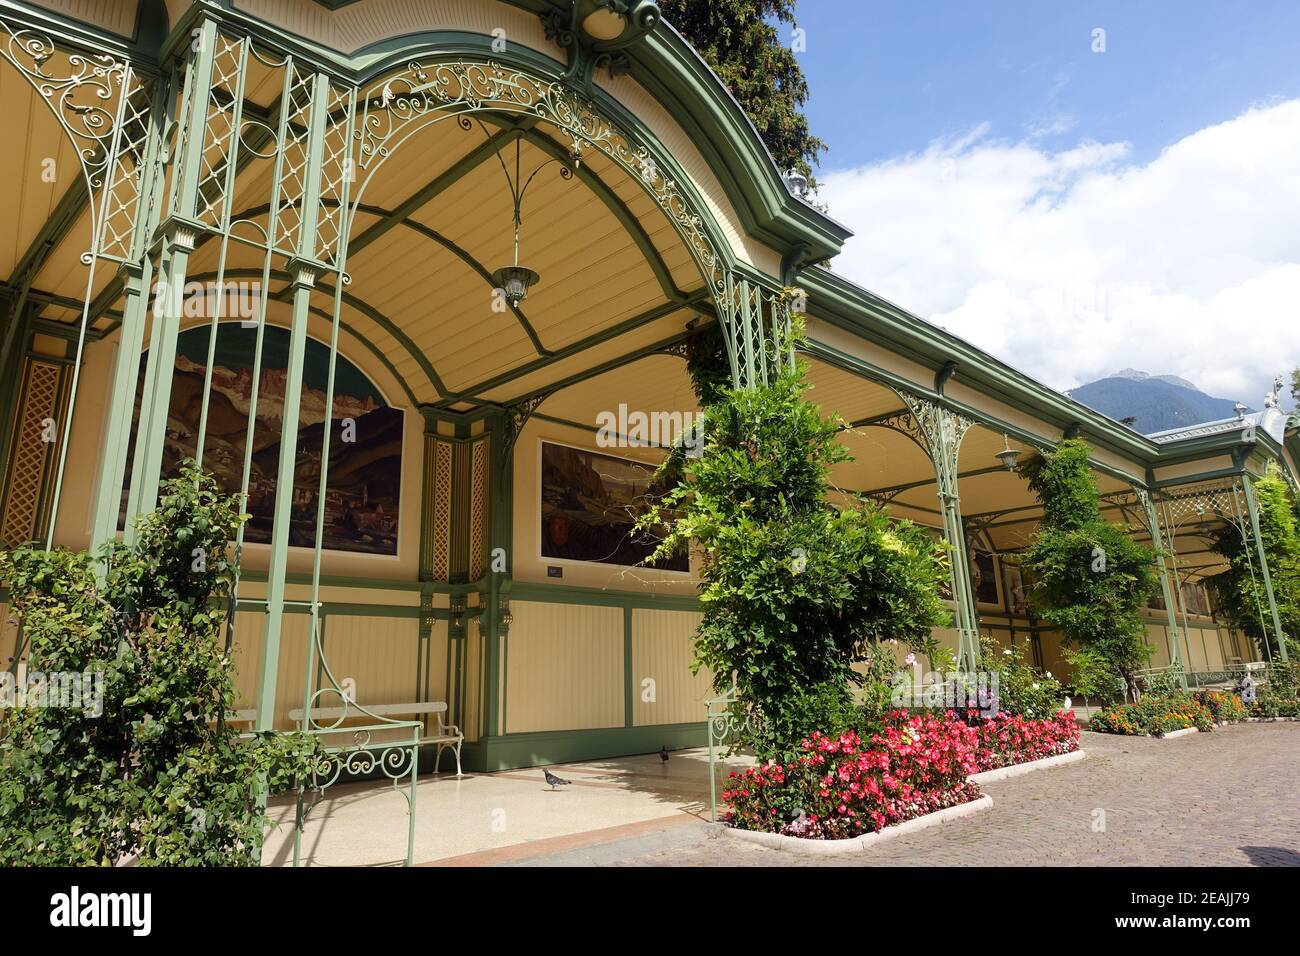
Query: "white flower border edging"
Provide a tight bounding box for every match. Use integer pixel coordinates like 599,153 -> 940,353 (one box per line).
967,748 -> 1086,784
1157,726 -> 1199,739
1244,716 -> 1300,722
719,795 -> 993,856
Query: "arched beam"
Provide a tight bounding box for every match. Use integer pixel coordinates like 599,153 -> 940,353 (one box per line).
479,116 -> 689,304
123,266 -> 448,401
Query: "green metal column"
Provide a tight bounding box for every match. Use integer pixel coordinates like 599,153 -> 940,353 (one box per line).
255,70 -> 333,732
1142,490 -> 1189,687
482,411 -> 514,743
1242,474 -> 1290,663
124,26 -> 217,530
932,405 -> 979,674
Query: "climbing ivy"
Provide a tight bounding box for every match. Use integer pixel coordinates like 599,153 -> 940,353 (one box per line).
1020,440 -> 1159,700
639,328 -> 950,758
1205,466 -> 1300,659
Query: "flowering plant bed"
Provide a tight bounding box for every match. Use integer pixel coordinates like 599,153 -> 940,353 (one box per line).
967,710 -> 1080,772
722,712 -> 981,840
1192,690 -> 1247,723
1086,693 -> 1214,735
722,708 -> 1081,841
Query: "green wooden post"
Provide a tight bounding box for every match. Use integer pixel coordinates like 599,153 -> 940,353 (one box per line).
255,70 -> 333,732
1242,475 -> 1289,663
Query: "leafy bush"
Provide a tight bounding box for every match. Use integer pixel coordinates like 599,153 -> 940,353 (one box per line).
1248,691 -> 1300,718
968,711 -> 1080,772
723,713 -> 980,839
1063,643 -> 1125,702
1192,690 -> 1247,723
0,462 -> 320,865
979,636 -> 1066,719
1087,693 -> 1214,736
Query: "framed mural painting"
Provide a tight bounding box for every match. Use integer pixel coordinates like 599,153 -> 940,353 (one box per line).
539,440 -> 688,572
969,547 -> 1001,607
122,323 -> 403,555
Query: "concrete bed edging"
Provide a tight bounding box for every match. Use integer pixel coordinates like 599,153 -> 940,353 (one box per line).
1157,727 -> 1200,739
968,748 -> 1086,784
718,795 -> 993,855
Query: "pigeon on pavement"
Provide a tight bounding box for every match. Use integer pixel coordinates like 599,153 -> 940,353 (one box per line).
543,767 -> 571,790
660,746 -> 670,763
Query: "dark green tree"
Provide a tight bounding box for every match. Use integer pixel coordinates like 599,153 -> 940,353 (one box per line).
660,0 -> 825,180
1205,467 -> 1300,660
640,327 -> 950,757
1020,440 -> 1159,700
0,462 -> 319,865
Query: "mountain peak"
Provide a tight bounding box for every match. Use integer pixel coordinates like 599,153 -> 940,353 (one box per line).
1072,372 -> 1247,435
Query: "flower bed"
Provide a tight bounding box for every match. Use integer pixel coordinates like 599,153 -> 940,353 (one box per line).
1192,689 -> 1247,723
968,710 -> 1080,772
722,709 -> 1079,840
723,713 -> 980,840
1248,692 -> 1300,719
1087,693 -> 1214,735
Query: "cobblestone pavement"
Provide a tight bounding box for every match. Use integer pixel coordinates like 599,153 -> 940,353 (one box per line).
509,724 -> 1300,866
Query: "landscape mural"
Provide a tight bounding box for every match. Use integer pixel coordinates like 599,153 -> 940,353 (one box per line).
540,441 -> 688,571
122,323 -> 402,555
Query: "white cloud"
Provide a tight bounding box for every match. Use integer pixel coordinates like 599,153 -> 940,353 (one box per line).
818,99 -> 1300,407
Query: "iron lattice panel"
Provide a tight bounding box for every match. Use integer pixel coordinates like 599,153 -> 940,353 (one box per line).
430,439 -> 453,582
468,436 -> 489,580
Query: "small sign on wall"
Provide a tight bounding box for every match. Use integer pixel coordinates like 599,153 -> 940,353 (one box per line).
547,566 -> 563,578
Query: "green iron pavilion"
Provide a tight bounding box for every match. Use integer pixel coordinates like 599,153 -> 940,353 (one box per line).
0,0 -> 1297,855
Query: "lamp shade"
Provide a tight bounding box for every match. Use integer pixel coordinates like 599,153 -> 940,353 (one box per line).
492,265 -> 540,305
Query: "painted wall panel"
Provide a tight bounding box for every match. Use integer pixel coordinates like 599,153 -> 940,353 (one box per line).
504,600 -> 623,734
631,608 -> 708,726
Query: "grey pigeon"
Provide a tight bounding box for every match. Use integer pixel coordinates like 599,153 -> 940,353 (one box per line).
660,746 -> 670,763
543,767 -> 571,790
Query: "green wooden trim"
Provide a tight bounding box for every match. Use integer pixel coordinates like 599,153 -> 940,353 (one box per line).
623,605 -> 634,728
509,580 -> 700,612
805,336 -> 1147,487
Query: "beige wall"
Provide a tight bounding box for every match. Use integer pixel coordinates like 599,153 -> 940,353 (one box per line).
504,600 -> 624,734
631,608 -> 709,726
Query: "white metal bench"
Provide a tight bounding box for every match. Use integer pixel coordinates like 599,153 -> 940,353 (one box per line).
287,700 -> 464,776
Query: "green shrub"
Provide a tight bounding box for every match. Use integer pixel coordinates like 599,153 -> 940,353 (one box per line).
0,462 -> 320,865
1249,690 -> 1300,718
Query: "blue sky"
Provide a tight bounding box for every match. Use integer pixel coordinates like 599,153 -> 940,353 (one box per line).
791,2 -> 1300,407
795,1 -> 1300,171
